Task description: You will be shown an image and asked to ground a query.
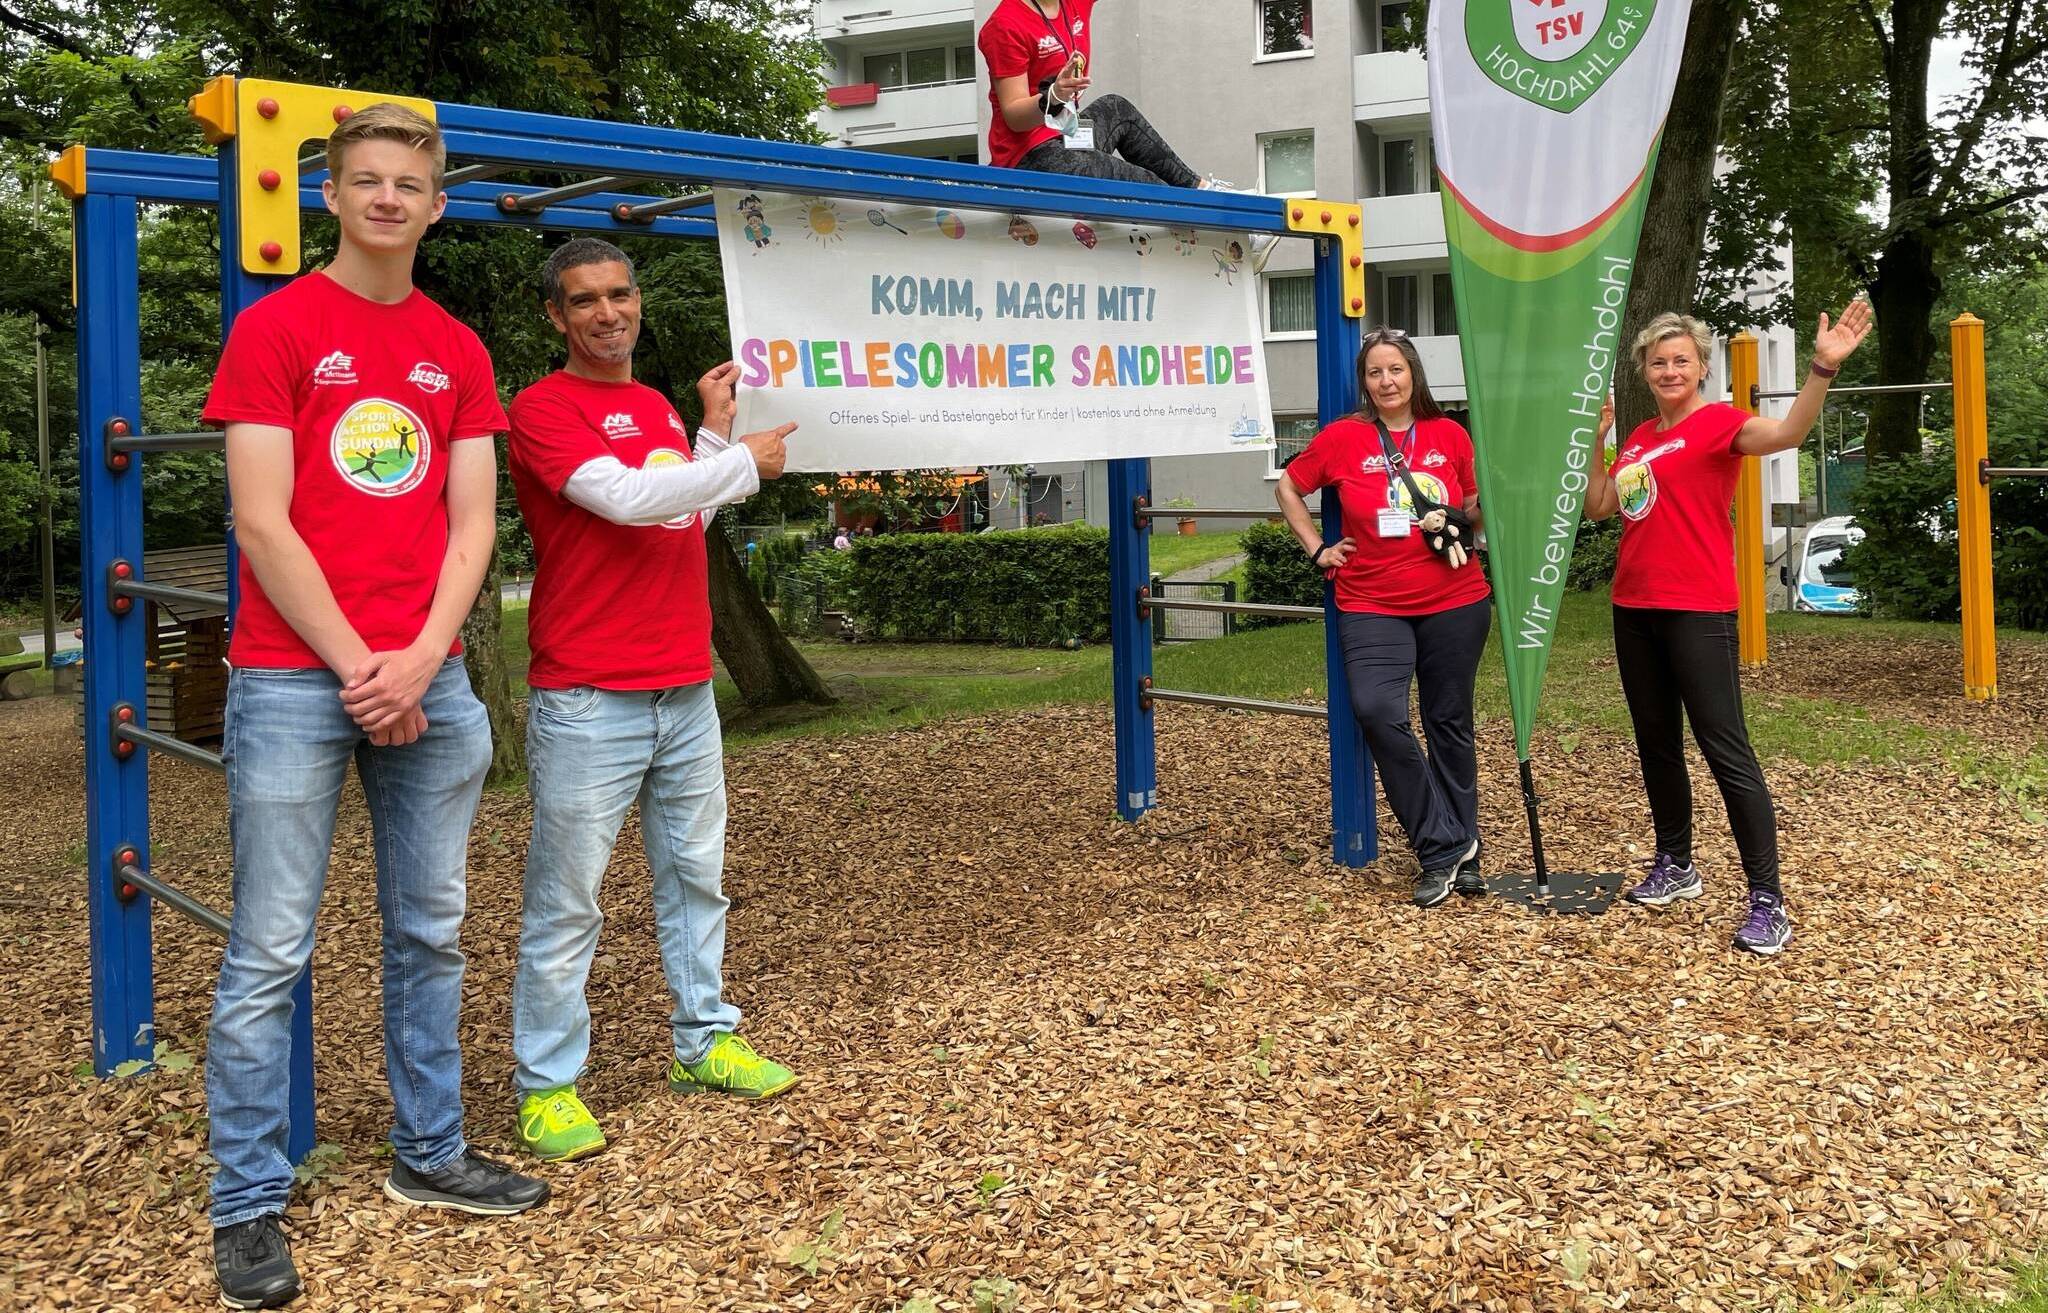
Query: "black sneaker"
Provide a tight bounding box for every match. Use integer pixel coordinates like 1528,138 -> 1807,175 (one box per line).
214,1215 -> 300,1309
1453,844 -> 1485,898
1413,866 -> 1455,907
383,1150 -> 551,1216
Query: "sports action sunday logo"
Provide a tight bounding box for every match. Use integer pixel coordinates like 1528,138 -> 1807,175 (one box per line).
1467,0 -> 1656,113
330,398 -> 432,498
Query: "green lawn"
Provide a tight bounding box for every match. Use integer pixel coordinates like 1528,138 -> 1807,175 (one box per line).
1144,528 -> 1251,579
498,591 -> 2048,793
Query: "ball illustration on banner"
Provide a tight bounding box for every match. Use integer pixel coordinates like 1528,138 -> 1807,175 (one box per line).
1072,221 -> 1097,249
934,210 -> 967,239
1128,233 -> 1151,257
803,197 -> 845,247
1007,215 -> 1039,246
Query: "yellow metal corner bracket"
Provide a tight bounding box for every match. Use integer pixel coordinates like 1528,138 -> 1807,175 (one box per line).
1283,200 -> 1366,319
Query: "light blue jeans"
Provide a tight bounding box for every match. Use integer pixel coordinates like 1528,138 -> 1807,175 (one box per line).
513,681 -> 741,1097
208,657 -> 490,1226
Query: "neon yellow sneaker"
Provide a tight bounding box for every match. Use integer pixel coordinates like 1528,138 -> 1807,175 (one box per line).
667,1033 -> 798,1100
516,1086 -> 606,1162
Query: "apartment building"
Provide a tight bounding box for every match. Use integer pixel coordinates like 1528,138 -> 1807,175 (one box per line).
812,0 -> 1798,545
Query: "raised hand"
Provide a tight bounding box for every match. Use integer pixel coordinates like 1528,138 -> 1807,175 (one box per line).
1815,298 -> 1874,369
1596,397 -> 1614,443
741,421 -> 797,480
696,361 -> 739,436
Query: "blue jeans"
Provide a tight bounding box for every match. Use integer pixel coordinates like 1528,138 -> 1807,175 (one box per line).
207,657 -> 489,1226
513,681 -> 741,1096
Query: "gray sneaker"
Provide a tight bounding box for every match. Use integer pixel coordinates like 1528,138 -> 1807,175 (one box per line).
1731,890 -> 1793,955
1622,853 -> 1702,907
1453,844 -> 1484,898
1415,839 -> 1479,908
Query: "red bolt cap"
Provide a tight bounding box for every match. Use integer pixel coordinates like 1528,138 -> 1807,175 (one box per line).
113,561 -> 132,578
498,194 -> 522,213
114,740 -> 134,756
119,883 -> 138,899
1290,207 -> 1304,221
258,169 -> 282,191
256,97 -> 280,119
112,597 -> 132,613
110,453 -> 130,470
1350,254 -> 1363,268
116,705 -> 135,722
118,847 -> 138,864
1351,296 -> 1365,311
1348,213 -> 1360,227
259,241 -> 284,263
1320,209 -> 1332,224
110,418 -> 130,435
332,104 -> 353,123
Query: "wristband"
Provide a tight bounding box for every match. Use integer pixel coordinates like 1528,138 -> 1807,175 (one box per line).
1809,359 -> 1840,379
1310,544 -> 1331,569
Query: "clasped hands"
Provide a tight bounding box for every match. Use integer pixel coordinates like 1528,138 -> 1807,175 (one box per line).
339,642 -> 443,747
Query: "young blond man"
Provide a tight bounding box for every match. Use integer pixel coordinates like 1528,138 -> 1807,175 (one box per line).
202,103 -> 546,1309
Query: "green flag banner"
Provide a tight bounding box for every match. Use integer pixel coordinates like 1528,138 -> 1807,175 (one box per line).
1428,0 -> 1692,759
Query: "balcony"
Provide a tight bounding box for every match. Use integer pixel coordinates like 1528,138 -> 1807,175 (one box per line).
820,79 -> 978,151
1354,50 -> 1429,132
814,0 -> 975,44
1360,191 -> 1446,265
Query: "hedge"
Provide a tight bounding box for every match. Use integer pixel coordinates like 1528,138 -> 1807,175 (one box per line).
845,524 -> 1110,645
1238,520 -> 1322,626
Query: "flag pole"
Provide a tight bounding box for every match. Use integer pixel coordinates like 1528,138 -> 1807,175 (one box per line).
1518,756 -> 1549,896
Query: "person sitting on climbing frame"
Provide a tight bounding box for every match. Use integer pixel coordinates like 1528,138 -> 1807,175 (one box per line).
1274,328 -> 1490,910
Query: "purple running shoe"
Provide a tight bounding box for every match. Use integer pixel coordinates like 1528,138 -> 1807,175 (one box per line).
1622,853 -> 1702,907
1732,889 -> 1793,955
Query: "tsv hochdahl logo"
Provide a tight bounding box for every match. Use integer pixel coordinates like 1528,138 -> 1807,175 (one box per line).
1467,0 -> 1657,113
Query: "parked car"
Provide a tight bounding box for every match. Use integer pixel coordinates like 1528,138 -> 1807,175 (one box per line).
1781,515 -> 1863,613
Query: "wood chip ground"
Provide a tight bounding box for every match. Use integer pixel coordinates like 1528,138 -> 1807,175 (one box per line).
2,637 -> 2044,1311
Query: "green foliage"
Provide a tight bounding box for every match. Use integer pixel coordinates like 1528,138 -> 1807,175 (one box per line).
779,546 -> 853,636
1237,520 -> 1321,627
845,526 -> 1110,646
782,1207 -> 844,1277
1568,517 -> 1621,591
746,533 -> 806,603
1848,431 -> 2048,630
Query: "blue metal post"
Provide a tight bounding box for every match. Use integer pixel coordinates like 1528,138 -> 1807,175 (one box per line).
216,140 -> 315,1163
1107,456 -> 1156,819
77,192 -> 155,1075
1313,239 -> 1375,866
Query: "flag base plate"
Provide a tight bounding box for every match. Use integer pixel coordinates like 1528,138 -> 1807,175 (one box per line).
1486,871 -> 1623,916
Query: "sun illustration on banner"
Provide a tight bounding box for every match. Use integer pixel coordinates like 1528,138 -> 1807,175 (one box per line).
802,197 -> 845,247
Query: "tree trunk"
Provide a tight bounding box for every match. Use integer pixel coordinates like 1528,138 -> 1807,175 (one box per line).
1616,0 -> 1742,438
706,524 -> 839,707
1865,0 -> 1945,463
460,544 -> 525,784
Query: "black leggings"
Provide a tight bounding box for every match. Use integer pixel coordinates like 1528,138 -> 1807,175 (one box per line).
1337,598 -> 1492,871
1017,94 -> 1202,188
1612,606 -> 1780,894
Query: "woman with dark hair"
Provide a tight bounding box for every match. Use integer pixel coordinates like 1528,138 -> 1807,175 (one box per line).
1585,302 -> 1870,954
1275,329 -> 1490,907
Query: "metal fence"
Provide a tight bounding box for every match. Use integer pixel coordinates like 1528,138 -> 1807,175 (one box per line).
1150,577 -> 1237,643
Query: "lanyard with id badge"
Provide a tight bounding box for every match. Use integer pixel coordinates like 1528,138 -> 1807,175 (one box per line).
1036,1 -> 1095,150
1373,423 -> 1420,540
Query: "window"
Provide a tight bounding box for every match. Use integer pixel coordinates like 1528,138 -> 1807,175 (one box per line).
1381,138 -> 1417,196
1265,273 -> 1316,338
1258,0 -> 1314,58
1378,1 -> 1412,49
1269,416 -> 1319,476
1260,131 -> 1315,197
862,44 -> 976,90
1384,275 -> 1419,335
1431,273 -> 1458,336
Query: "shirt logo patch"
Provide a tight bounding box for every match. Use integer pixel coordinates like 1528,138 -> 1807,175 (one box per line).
330,398 -> 432,498
643,448 -> 697,531
1036,34 -> 1063,54
407,362 -> 451,394
312,351 -> 358,386
601,412 -> 643,440
667,413 -> 689,437
1422,450 -> 1448,468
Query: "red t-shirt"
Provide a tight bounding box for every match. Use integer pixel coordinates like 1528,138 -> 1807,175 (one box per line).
1609,402 -> 1749,612
202,271 -> 506,669
508,371 -> 714,691
1284,415 -> 1491,616
979,0 -> 1095,169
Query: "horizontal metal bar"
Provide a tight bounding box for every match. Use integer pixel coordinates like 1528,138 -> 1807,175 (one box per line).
617,191 -> 716,222
117,723 -> 225,772
119,863 -> 230,938
1983,466 -> 2048,481
113,580 -> 229,611
297,151 -> 326,174
1146,688 -> 1328,719
1755,381 -> 1954,400
1145,597 -> 1324,619
110,430 -> 223,453
498,174 -> 631,212
443,163 -> 508,187
1136,507 -> 1314,521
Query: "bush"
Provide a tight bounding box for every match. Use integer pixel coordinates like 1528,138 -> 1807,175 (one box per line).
845,524 -> 1110,645
1848,430 -> 2048,629
1568,516 -> 1621,591
778,546 -> 853,637
1238,520 -> 1321,627
746,532 -> 806,604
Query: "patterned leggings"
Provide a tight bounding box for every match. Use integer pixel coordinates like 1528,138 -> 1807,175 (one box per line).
1018,94 -> 1202,188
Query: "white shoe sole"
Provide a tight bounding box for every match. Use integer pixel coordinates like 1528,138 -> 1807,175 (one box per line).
381,1177 -> 542,1215
1624,881 -> 1703,908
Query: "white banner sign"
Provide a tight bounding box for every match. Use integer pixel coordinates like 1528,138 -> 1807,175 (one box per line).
715,188 -> 1276,472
